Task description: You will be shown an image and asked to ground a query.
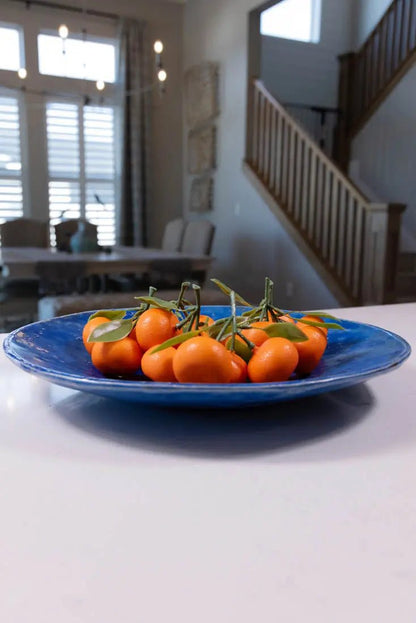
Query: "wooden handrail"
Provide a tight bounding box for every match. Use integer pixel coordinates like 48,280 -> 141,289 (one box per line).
337,0 -> 416,143
246,79 -> 405,305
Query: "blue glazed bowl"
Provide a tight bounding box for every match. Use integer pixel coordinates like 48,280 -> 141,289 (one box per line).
3,306 -> 411,409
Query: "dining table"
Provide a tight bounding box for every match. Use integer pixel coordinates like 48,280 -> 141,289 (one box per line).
0,301 -> 415,622
0,245 -> 212,280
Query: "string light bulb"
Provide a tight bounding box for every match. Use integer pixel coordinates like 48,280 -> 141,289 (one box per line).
157,69 -> 167,82
17,68 -> 27,79
153,40 -> 163,54
58,24 -> 69,39
96,79 -> 105,91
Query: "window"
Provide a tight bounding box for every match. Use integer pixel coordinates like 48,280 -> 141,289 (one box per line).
0,95 -> 24,225
0,25 -> 23,72
46,102 -> 116,247
38,34 -> 116,82
0,15 -> 119,243
260,0 -> 321,44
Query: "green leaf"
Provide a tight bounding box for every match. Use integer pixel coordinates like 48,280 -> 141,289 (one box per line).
151,330 -> 201,352
88,309 -> 127,321
133,296 -> 178,311
88,318 -> 134,343
225,338 -> 252,362
299,311 -> 340,320
262,322 -> 308,342
210,279 -> 252,306
297,319 -> 345,330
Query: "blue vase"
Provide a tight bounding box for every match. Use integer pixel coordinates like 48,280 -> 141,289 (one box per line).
69,222 -> 98,253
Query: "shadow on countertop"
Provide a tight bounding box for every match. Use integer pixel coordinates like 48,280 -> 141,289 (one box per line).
54,383 -> 374,461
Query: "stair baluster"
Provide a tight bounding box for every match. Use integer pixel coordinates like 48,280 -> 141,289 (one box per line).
245,79 -> 405,306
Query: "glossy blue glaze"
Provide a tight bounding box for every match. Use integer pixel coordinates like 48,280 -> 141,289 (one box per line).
3,306 -> 411,409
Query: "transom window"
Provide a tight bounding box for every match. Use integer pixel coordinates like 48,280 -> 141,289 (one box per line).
261,0 -> 322,44
0,25 -> 23,71
38,34 -> 116,82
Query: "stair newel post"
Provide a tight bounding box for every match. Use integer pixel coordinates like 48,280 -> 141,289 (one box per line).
333,52 -> 356,171
361,203 -> 405,304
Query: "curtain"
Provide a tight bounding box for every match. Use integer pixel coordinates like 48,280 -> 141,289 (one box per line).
117,18 -> 151,247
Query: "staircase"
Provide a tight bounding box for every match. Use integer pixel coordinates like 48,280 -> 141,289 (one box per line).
335,0 -> 416,167
244,79 -> 405,307
331,0 -> 416,302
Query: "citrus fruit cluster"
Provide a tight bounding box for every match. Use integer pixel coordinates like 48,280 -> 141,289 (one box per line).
82,278 -> 343,384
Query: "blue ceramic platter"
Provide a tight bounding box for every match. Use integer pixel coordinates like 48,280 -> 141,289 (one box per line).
3,306 -> 411,409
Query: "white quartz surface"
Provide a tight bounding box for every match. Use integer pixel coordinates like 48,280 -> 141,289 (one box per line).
0,304 -> 415,622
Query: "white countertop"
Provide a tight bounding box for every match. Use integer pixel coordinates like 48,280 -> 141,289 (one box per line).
0,303 -> 415,622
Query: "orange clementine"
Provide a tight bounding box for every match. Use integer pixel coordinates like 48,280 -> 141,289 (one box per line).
240,321 -> 271,347
197,314 -> 214,328
294,324 -> 327,375
91,337 -> 143,376
82,316 -> 110,354
247,337 -> 299,382
134,308 -> 178,351
141,345 -> 177,382
229,352 -> 248,383
298,314 -> 328,337
279,314 -> 295,324
173,336 -> 233,383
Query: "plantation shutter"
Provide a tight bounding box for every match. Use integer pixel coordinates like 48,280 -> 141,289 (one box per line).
46,102 -> 81,233
0,95 -> 24,227
46,101 -> 116,247
84,106 -> 116,247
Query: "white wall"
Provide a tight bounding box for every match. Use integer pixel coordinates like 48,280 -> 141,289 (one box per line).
183,0 -> 338,308
0,0 -> 184,247
353,0 -> 392,48
261,0 -> 356,109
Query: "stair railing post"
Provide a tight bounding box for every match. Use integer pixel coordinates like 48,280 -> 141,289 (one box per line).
361,203 -> 405,304
333,52 -> 356,171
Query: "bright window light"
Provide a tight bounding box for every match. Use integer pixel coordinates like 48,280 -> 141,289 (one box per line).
261,0 -> 321,44
0,26 -> 22,71
38,34 -> 116,82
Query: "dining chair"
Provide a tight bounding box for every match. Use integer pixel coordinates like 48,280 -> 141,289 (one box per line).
0,218 -> 49,316
54,219 -> 98,252
138,218 -> 188,289
181,219 -> 215,255
108,218 -> 188,292
161,217 -> 186,252
180,219 -> 215,285
0,217 -> 49,248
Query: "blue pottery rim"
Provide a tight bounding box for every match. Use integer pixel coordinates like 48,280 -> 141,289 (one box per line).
2,306 -> 412,408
